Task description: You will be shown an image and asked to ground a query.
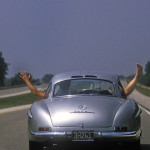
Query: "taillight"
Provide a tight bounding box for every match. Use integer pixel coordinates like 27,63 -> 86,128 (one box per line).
39,127 -> 51,131
114,126 -> 128,132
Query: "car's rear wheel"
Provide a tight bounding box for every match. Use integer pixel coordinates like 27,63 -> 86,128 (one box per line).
127,139 -> 141,150
29,141 -> 53,150
29,141 -> 43,150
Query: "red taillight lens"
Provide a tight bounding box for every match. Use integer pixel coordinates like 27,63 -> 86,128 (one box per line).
39,127 -> 44,131
114,126 -> 128,132
39,127 -> 51,131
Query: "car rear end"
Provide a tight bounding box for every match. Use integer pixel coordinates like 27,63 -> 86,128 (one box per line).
28,96 -> 141,150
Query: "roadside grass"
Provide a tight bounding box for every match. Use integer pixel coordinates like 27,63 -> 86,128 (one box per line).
0,93 -> 41,109
136,86 -> 150,97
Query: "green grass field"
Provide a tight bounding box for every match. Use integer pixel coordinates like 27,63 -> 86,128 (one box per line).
136,86 -> 150,97
0,93 -> 41,109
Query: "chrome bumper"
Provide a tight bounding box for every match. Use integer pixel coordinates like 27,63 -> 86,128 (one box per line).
29,130 -> 141,142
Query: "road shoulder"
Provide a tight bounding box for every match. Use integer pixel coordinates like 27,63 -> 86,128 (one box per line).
0,104 -> 31,114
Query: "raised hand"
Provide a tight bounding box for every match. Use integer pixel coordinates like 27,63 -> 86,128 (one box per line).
19,71 -> 46,98
19,71 -> 31,81
136,63 -> 143,78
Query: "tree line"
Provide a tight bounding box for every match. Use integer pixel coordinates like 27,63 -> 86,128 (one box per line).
0,51 -> 150,88
139,61 -> 150,86
0,51 -> 53,88
0,52 -> 8,87
4,73 -> 53,87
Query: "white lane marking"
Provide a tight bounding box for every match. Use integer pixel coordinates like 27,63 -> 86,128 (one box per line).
0,91 -> 30,98
0,87 -> 43,98
139,105 -> 150,116
0,104 -> 31,114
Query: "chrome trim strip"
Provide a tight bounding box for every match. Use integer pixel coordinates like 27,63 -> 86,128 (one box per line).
30,130 -> 141,138
27,110 -> 32,119
30,131 -> 66,136
135,109 -> 142,118
101,130 -> 141,138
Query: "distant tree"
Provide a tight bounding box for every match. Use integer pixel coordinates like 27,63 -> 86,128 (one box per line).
11,73 -> 28,86
142,61 -> 150,86
139,60 -> 150,86
145,61 -> 150,75
0,51 -> 8,87
31,78 -> 41,85
10,72 -> 40,86
42,74 -> 54,83
118,75 -> 126,80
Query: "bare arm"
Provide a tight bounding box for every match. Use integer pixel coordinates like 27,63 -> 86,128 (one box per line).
124,63 -> 143,96
19,71 -> 46,98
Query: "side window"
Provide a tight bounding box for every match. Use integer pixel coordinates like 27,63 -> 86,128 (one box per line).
118,80 -> 126,98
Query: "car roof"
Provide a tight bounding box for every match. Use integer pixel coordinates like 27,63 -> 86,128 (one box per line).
51,71 -> 119,84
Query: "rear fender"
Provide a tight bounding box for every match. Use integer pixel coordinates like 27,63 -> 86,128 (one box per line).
113,99 -> 141,131
28,100 -> 52,132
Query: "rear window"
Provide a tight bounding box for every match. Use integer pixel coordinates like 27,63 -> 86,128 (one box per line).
53,79 -> 114,97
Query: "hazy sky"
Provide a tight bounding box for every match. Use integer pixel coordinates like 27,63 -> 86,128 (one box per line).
1,0 -> 150,79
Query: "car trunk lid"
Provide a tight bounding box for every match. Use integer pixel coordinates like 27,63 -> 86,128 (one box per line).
46,96 -> 123,127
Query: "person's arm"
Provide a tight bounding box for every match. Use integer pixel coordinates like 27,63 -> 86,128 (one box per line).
124,63 -> 143,96
19,71 -> 46,98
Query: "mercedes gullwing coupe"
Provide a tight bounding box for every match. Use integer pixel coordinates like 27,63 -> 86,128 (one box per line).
28,71 -> 142,150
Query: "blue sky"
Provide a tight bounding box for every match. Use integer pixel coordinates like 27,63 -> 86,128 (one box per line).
0,0 -> 150,78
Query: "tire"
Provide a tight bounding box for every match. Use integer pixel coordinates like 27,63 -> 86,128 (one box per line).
134,139 -> 141,150
29,141 -> 43,150
127,139 -> 141,150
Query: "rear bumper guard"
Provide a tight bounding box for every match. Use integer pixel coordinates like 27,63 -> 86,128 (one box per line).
29,129 -> 141,141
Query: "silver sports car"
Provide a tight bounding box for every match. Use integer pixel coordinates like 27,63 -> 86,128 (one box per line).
28,71 -> 142,150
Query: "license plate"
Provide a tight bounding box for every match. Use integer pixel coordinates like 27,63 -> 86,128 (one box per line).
72,130 -> 94,141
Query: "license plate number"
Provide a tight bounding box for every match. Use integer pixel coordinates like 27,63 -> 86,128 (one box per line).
72,130 -> 94,141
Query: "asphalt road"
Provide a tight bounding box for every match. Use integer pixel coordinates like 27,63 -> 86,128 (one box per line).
0,107 -> 150,150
